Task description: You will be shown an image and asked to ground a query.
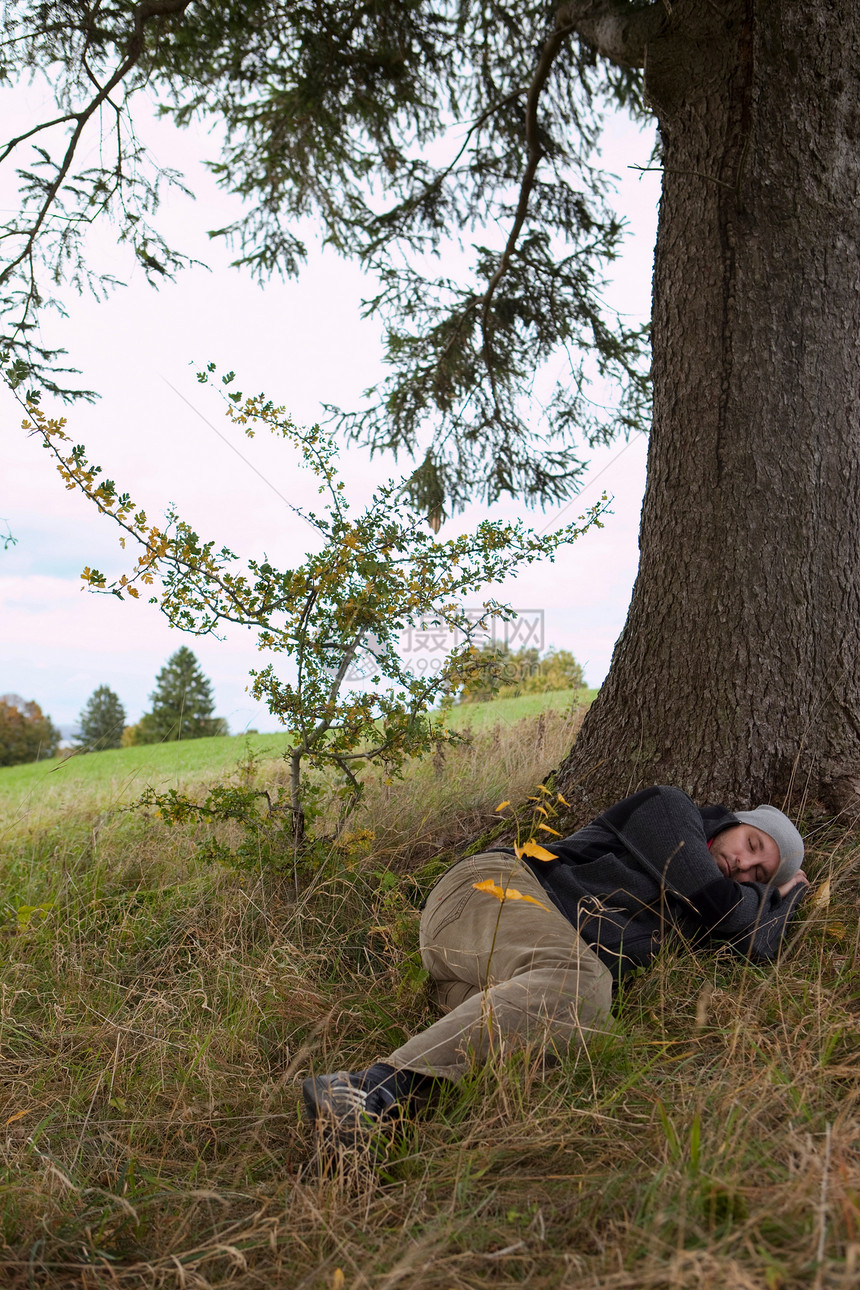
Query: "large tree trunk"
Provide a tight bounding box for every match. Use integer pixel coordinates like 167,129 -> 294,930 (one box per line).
559,0 -> 860,815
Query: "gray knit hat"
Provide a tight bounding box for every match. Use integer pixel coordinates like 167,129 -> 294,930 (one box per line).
733,805 -> 804,884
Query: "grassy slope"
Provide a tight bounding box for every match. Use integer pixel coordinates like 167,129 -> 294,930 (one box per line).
0,688 -> 593,793
0,693 -> 857,1289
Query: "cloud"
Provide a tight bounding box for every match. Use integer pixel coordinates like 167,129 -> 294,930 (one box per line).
0,574 -> 278,730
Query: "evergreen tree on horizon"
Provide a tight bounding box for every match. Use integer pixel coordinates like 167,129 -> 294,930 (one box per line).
134,648 -> 227,744
73,685 -> 126,753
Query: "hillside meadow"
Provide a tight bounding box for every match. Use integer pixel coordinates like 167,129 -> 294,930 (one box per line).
0,688 -> 596,825
0,689 -> 858,1289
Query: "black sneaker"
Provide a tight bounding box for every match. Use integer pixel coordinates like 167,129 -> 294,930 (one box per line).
302,1067 -> 401,1147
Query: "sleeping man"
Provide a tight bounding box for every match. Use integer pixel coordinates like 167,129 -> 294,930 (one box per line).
303,785 -> 809,1145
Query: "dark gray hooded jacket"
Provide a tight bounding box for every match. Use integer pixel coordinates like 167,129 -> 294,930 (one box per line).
521,785 -> 806,982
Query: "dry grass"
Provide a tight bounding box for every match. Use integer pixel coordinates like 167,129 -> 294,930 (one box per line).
1,707 -> 858,1289
310,704 -> 588,871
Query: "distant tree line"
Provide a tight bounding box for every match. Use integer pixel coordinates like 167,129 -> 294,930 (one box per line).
1,642 -> 584,768
0,648 -> 227,766
456,644 -> 586,705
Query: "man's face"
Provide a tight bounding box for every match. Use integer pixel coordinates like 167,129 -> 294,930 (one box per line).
710,824 -> 780,884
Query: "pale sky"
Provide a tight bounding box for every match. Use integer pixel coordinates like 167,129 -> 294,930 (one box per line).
1,85 -> 659,736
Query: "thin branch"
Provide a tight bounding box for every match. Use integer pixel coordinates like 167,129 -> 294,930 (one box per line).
472,2 -> 665,418
630,163 -> 734,190
310,633 -> 366,746
0,0 -> 193,290
329,754 -> 362,800
0,112 -> 81,165
366,87 -> 527,246
479,16 -> 575,405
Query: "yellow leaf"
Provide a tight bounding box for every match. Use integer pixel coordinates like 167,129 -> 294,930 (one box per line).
495,800 -> 511,812
537,784 -> 552,795
534,804 -> 548,817
5,1108 -> 33,1126
519,840 -> 558,862
537,823 -> 562,836
472,879 -> 550,913
556,792 -> 570,807
808,879 -> 831,912
332,1270 -> 345,1290
474,878 -> 506,900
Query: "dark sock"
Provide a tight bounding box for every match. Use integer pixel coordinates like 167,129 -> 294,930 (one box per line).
361,1062 -> 439,1108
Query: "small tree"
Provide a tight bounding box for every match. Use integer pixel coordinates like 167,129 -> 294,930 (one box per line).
0,694 -> 60,766
133,648 -> 228,744
73,684 -> 126,752
24,370 -> 605,842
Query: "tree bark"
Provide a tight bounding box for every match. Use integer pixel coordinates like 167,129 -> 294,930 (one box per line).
559,0 -> 860,815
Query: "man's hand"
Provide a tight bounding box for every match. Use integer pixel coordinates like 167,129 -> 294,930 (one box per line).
777,870 -> 809,899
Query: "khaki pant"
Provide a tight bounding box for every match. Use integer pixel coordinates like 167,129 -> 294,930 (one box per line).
387,851 -> 613,1081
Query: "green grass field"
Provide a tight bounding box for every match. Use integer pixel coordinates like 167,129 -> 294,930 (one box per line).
0,690 -> 857,1290
0,687 -> 594,821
